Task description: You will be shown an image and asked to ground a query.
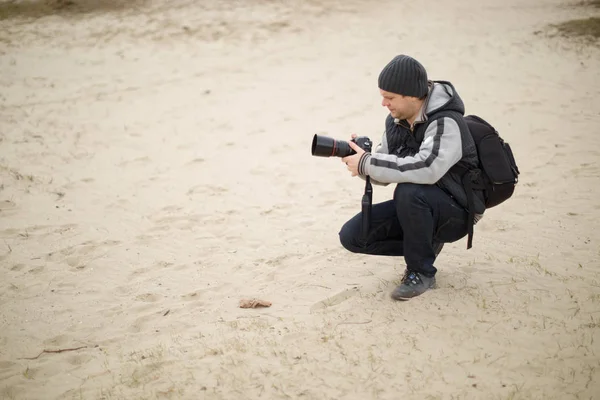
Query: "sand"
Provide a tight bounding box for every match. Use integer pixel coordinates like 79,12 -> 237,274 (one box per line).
1,0 -> 599,399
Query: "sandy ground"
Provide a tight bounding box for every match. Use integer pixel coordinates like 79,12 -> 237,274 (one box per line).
1,0 -> 599,399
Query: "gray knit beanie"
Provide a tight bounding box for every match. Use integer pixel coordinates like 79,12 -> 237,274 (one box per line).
378,55 -> 428,98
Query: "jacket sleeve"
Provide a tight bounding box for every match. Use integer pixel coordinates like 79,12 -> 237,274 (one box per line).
358,117 -> 463,184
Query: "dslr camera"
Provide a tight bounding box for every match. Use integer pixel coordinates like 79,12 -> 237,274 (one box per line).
311,133 -> 375,240
311,134 -> 373,157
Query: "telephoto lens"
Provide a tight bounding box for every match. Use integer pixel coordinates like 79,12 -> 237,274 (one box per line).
311,134 -> 355,158
311,134 -> 372,157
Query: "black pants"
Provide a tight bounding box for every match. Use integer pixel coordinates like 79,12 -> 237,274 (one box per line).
339,183 -> 469,277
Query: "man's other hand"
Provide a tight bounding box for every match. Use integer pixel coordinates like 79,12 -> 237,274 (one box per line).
341,139 -> 366,177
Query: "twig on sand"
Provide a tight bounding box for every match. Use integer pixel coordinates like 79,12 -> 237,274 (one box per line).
19,345 -> 97,360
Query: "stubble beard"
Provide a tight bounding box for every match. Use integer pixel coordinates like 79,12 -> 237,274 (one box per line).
391,110 -> 405,120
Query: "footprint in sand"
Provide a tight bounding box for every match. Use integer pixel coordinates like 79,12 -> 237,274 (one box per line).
118,156 -> 151,167
186,184 -> 229,197
0,223 -> 77,240
135,293 -> 162,302
186,157 -> 205,165
0,361 -> 20,382
66,353 -> 94,366
181,291 -> 203,301
129,313 -> 156,333
43,334 -> 72,347
282,332 -> 309,344
0,200 -> 17,213
310,287 -> 360,311
571,162 -> 599,178
128,266 -> 153,278
46,239 -> 121,269
148,214 -> 202,231
27,266 -> 44,274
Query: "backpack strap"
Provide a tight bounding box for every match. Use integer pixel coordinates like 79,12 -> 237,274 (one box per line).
451,163 -> 485,250
461,170 -> 478,249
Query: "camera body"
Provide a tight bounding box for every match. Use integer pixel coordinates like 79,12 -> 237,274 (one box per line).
311,134 -> 373,158
351,136 -> 373,154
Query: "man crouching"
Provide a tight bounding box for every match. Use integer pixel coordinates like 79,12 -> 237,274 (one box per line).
339,54 -> 485,300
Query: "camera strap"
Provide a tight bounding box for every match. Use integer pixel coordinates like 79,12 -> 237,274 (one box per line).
361,176 -> 373,241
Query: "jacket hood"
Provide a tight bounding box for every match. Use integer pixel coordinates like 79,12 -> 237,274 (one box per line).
425,81 -> 465,116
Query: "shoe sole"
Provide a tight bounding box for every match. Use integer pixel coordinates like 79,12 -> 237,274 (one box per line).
390,285 -> 436,301
390,291 -> 417,301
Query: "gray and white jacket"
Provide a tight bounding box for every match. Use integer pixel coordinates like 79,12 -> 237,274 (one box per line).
358,80 -> 486,215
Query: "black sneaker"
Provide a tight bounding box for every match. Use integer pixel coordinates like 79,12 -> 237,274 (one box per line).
391,270 -> 436,301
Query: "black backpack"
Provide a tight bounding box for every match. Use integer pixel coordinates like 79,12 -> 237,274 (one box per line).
452,115 -> 520,249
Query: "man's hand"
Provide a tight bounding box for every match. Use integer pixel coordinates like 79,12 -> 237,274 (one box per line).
341,136 -> 366,177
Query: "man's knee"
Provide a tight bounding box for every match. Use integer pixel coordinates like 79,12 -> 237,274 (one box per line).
339,218 -> 363,253
393,183 -> 427,205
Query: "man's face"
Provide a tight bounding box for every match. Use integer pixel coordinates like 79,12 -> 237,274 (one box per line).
380,89 -> 420,120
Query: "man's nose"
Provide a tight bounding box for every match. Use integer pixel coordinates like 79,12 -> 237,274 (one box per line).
381,98 -> 387,107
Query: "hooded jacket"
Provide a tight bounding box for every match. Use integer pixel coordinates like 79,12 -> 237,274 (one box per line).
358,81 -> 486,216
